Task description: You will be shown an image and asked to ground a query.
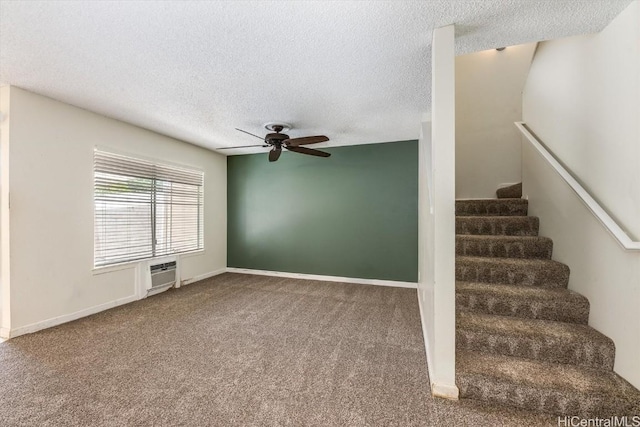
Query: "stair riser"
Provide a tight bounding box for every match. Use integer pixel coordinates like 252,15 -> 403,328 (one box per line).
456,237 -> 553,259
457,373 -> 638,418
456,330 -> 615,370
456,217 -> 539,236
456,200 -> 528,216
454,188 -> 639,419
456,293 -> 589,324
496,183 -> 523,199
456,260 -> 570,288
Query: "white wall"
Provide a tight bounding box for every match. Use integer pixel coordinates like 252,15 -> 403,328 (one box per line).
522,142 -> 640,389
2,87 -> 227,336
523,0 -> 639,239
521,1 -> 640,388
417,25 -> 457,400
456,43 -> 536,198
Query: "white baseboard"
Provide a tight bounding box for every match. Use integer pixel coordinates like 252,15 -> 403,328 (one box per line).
4,267 -> 228,339
180,268 -> 227,286
417,295 -> 459,400
225,268 -> 417,289
7,293 -> 138,339
418,295 -> 437,394
431,383 -> 460,400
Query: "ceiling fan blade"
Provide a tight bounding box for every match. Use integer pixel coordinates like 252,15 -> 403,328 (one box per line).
236,128 -> 266,140
269,147 -> 282,162
285,145 -> 331,158
284,135 -> 329,146
217,144 -> 269,150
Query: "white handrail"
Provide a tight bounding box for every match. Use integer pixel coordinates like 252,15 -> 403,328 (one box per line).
515,122 -> 640,252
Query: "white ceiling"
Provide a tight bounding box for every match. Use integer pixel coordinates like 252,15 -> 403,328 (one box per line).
0,1 -> 631,155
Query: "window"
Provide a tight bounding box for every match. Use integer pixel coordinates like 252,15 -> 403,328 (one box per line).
94,149 -> 204,267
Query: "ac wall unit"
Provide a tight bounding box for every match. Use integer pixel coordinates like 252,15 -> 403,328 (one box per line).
148,261 -> 177,296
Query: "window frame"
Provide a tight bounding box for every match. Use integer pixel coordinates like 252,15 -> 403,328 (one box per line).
93,148 -> 205,269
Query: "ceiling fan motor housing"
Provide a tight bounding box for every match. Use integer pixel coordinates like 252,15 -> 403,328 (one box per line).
266,132 -> 289,145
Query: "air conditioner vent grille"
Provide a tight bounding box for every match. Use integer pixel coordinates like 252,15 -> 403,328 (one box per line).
149,261 -> 177,293
150,261 -> 177,274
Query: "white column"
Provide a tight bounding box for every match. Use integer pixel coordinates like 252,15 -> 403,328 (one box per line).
0,85 -> 11,338
428,24 -> 458,399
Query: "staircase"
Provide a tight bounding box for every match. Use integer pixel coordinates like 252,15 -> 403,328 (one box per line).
454,183 -> 640,417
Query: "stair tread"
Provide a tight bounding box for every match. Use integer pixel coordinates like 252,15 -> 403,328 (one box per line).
456,281 -> 589,323
456,199 -> 529,216
456,215 -> 533,219
457,351 -> 640,416
456,281 -> 585,301
456,234 -> 553,254
456,256 -> 570,288
456,235 -> 553,259
459,198 -> 527,202
456,235 -> 551,243
457,351 -> 629,395
457,312 -> 614,370
457,312 -> 613,350
457,255 -> 566,267
456,214 -> 539,237
456,215 -> 531,218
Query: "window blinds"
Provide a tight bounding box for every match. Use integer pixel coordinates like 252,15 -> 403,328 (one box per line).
94,149 -> 204,267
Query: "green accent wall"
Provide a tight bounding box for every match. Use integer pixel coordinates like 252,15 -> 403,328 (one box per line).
227,140 -> 418,282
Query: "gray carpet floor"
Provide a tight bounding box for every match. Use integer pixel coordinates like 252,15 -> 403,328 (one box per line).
0,273 -> 556,426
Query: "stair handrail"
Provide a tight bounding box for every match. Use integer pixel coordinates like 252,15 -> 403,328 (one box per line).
515,121 -> 640,252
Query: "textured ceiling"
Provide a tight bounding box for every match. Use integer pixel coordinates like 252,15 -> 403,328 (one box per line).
0,0 -> 631,155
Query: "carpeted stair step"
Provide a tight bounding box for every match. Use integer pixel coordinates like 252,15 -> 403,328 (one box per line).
456,281 -> 589,323
456,199 -> 528,216
456,351 -> 640,417
456,312 -> 615,370
496,183 -> 523,199
456,235 -> 553,259
456,216 -> 539,236
456,256 -> 570,288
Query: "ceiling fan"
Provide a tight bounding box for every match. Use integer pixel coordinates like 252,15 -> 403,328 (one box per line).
218,123 -> 330,162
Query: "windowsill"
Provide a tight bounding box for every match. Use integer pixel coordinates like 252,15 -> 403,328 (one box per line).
178,249 -> 206,259
92,249 -> 205,275
92,261 -> 138,275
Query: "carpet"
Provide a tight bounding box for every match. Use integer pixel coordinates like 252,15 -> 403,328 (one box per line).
0,273 -> 555,426
455,183 -> 640,417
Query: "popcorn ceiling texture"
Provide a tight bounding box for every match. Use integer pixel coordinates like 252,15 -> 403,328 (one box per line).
455,185 -> 640,417
0,1 -> 632,153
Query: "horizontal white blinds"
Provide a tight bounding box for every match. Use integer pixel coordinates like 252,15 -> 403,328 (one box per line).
94,150 -> 204,267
